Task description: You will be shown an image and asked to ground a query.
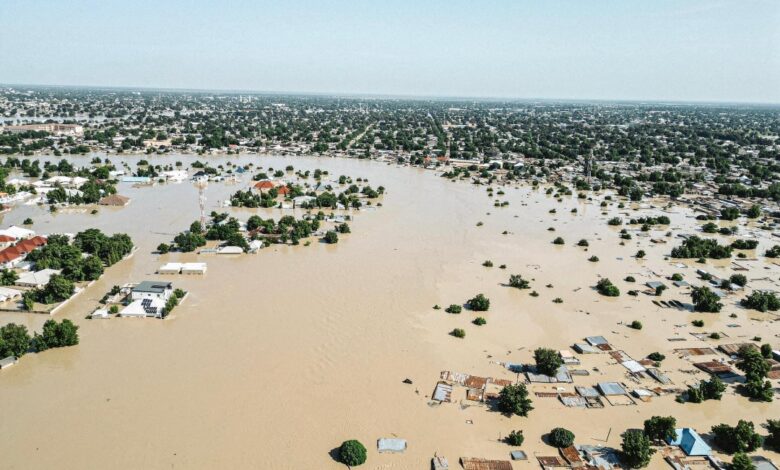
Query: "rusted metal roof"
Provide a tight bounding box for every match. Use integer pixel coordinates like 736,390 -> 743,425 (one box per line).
694,361 -> 733,374
561,446 -> 584,466
537,455 -> 568,468
460,457 -> 513,470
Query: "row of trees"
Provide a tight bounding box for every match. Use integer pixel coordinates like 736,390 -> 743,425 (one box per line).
0,320 -> 79,358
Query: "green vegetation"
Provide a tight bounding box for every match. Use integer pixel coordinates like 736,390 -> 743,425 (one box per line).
740,291 -> 780,312
629,320 -> 643,330
323,230 -> 339,244
31,319 -> 79,351
548,427 -> 575,448
534,348 -> 563,376
644,416 -> 676,442
552,237 -> 564,245
711,420 -> 763,454
596,278 -> 620,297
497,384 -> 533,417
730,453 -> 756,470
473,317 -> 486,326
508,275 -> 530,289
691,286 -> 723,313
671,236 -> 732,259
338,440 -> 367,466
467,293 -> 490,311
686,376 -> 726,402
162,289 -> 187,318
505,430 -> 525,446
451,328 -> 466,338
737,346 -> 773,401
621,430 -> 654,468
445,304 -> 462,314
0,323 -> 31,358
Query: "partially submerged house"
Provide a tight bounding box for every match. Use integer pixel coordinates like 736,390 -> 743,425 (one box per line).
98,194 -> 130,206
131,281 -> 173,302
15,268 -> 62,288
666,428 -> 712,456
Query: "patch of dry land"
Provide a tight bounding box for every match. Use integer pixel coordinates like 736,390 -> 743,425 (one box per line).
1,154 -> 779,469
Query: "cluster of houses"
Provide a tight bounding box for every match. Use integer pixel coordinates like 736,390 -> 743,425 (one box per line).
0,226 -> 46,270
93,280 -> 184,319
430,334 -> 779,470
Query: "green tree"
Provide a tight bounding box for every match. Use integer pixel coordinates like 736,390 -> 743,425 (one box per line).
32,319 -> 79,351
506,430 -> 524,446
508,275 -> 530,289
766,419 -> 780,450
467,293 -> 490,311
621,430 -> 654,468
737,346 -> 773,401
0,323 -> 31,357
740,291 -> 780,312
323,231 -> 339,244
730,453 -> 756,470
746,205 -> 761,219
548,427 -> 575,448
691,286 -> 722,312
643,416 -> 676,442
711,420 -> 763,454
534,348 -> 563,376
596,278 -> 620,297
497,384 -> 533,417
0,268 -> 18,286
338,440 -> 367,466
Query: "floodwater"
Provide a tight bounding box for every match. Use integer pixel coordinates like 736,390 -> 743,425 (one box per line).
0,154 -> 778,469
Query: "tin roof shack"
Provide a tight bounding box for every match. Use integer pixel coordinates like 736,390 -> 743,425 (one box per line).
663,449 -> 724,470
575,445 -> 623,470
694,361 -> 740,382
597,382 -> 636,406
719,343 -> 758,357
432,382 -> 453,403
526,365 -> 573,383
752,456 -> 780,470
460,457 -> 513,470
377,438 -> 407,454
432,455 -> 449,470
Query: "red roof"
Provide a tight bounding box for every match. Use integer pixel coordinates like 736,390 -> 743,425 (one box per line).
0,235 -> 16,243
276,186 -> 291,195
15,236 -> 46,254
0,246 -> 22,264
253,180 -> 275,190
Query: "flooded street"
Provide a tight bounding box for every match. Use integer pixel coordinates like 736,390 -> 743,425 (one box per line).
0,155 -> 778,469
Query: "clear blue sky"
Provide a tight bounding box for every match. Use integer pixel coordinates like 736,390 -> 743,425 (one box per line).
1,0 -> 778,102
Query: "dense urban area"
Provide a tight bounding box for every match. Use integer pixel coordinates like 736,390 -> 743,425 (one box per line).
1,86 -> 780,470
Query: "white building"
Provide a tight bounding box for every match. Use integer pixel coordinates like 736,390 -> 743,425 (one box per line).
15,269 -> 61,288
131,281 -> 173,302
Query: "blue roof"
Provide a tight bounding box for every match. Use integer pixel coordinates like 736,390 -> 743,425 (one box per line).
667,428 -> 711,456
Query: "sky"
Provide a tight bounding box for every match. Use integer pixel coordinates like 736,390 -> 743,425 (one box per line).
0,0 -> 778,103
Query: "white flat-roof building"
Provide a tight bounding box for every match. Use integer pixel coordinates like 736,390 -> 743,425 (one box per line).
15,269 -> 61,288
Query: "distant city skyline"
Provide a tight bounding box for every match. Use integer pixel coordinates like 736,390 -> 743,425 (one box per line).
1,0 -> 778,103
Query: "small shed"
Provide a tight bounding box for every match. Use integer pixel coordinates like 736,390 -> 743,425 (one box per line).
377,438 -> 407,453
181,263 -> 207,275
0,356 -> 18,369
158,263 -> 183,275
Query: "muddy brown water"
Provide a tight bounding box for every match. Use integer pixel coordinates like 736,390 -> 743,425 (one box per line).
0,154 -> 778,469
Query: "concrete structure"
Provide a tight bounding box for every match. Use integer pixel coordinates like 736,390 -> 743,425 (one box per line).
120,297 -> 166,318
131,281 -> 172,302
15,269 -> 61,288
3,123 -> 83,136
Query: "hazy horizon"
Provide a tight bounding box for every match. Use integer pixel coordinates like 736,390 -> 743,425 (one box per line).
1,0 -> 778,104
